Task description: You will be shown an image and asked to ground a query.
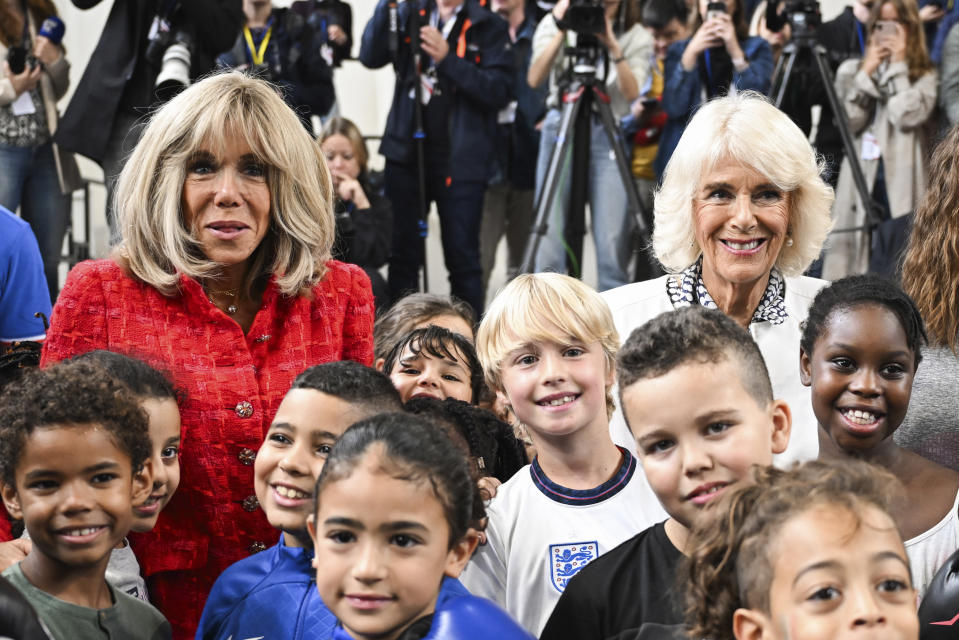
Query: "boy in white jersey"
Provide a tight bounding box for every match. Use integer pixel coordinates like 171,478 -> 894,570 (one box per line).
460,273 -> 667,635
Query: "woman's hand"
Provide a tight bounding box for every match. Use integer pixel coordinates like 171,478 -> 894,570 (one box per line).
713,13 -> 745,60
4,61 -> 42,96
861,37 -> 889,75
328,24 -> 348,46
681,19 -> 723,70
552,0 -> 570,23
919,4 -> 945,22
333,171 -> 371,209
32,35 -> 61,67
597,14 -> 622,58
884,21 -> 907,62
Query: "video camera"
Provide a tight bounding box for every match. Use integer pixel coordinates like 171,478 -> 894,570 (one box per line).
556,0 -> 606,35
767,0 -> 821,42
145,1 -> 194,101
6,16 -> 65,74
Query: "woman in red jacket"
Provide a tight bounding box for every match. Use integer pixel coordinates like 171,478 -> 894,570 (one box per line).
40,71 -> 375,639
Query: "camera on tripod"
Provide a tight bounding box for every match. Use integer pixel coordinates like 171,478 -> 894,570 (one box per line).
145,2 -> 194,101
557,0 -> 606,35
767,0 -> 821,42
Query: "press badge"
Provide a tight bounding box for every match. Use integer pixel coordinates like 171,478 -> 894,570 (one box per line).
861,132 -> 881,161
321,43 -> 334,67
498,100 -> 518,124
408,73 -> 435,105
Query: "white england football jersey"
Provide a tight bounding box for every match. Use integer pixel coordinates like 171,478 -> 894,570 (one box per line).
460,448 -> 668,635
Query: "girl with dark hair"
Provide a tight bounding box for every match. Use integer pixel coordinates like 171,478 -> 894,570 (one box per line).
799,274 -> 959,599
383,325 -> 484,405
684,460 -> 917,640
320,117 -> 393,310
0,0 -> 76,301
308,413 -> 532,640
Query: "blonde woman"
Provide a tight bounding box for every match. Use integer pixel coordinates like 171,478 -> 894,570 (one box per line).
41,71 -> 374,639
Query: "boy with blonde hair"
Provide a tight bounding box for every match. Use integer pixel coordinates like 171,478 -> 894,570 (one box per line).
461,273 -> 667,635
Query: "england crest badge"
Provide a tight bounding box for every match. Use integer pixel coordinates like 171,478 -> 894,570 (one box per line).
549,541 -> 598,592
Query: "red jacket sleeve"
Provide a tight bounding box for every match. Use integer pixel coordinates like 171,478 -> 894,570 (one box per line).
339,262 -> 375,366
40,261 -> 111,367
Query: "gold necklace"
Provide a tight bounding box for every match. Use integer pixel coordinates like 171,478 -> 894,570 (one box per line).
206,287 -> 239,315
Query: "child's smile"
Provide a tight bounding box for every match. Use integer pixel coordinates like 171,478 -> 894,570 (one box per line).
800,304 -> 915,454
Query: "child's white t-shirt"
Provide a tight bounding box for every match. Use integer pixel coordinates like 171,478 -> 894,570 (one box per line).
460,448 -> 668,636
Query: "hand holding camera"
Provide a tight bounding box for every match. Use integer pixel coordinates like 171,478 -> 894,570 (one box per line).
3,60 -> 42,97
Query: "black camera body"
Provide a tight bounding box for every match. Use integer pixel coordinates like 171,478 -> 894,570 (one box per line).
558,0 -> 606,35
6,45 -> 38,75
785,0 -> 821,40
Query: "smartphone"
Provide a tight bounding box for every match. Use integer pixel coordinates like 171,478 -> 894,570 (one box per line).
705,1 -> 727,20
874,20 -> 898,37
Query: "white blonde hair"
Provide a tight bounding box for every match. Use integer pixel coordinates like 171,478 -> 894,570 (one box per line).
477,273 -> 620,417
653,91 -> 834,277
114,71 -> 335,297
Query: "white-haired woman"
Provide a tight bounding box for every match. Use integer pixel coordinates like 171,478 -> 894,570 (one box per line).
603,91 -> 834,466
40,72 -> 374,638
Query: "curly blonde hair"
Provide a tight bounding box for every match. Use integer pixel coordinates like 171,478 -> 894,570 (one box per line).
115,71 -> 335,298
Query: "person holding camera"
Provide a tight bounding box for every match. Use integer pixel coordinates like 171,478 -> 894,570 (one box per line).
359,0 -> 513,317
0,0 -> 75,302
55,0 -> 244,241
528,0 -> 653,291
218,0 -> 334,130
823,0 -> 936,279
654,0 -> 772,177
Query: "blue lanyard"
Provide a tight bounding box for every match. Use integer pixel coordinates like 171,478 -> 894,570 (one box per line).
856,21 -> 865,55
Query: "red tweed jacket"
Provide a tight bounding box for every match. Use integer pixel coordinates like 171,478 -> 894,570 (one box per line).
41,258 -> 374,639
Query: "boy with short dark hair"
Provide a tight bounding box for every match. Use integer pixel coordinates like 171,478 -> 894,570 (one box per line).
539,306 -> 792,640
197,361 -> 468,640
0,361 -> 171,640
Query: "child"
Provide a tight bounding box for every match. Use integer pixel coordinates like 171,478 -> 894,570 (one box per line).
801,274 -> 959,599
383,325 -> 484,405
460,273 -> 668,635
308,412 -> 533,640
539,306 -> 792,640
373,293 -> 475,370
0,360 -> 171,639
196,361 -> 409,639
72,351 -> 181,600
684,460 -> 918,640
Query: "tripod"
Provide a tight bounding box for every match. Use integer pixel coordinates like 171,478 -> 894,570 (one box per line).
770,32 -> 882,251
519,46 -> 656,281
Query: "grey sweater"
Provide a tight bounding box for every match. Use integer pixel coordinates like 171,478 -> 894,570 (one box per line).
895,345 -> 959,472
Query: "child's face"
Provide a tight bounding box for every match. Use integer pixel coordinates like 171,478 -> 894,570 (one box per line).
496,335 -> 613,443
388,343 -> 473,404
799,305 -> 915,455
255,389 -> 365,547
734,503 -> 917,640
131,398 -> 181,532
2,424 -> 150,571
308,449 -> 474,640
622,359 -> 790,531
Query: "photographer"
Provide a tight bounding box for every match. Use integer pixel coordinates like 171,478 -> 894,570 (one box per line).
359,0 -> 513,316
55,0 -> 244,240
290,0 -> 353,67
0,0 -> 75,301
218,0 -> 334,129
655,0 -> 771,176
528,0 -> 653,291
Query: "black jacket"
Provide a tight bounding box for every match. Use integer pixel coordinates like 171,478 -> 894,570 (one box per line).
290,0 -> 354,66
217,8 -> 334,127
359,0 -> 514,181
56,0 -> 244,164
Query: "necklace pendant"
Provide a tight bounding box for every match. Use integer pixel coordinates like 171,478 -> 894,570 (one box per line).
227,304 -> 239,315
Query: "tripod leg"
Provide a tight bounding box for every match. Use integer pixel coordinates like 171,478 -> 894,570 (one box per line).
773,50 -> 798,108
565,88 -> 592,278
519,88 -> 584,274
592,89 -> 660,282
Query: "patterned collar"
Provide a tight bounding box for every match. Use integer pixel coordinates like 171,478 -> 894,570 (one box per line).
666,259 -> 788,326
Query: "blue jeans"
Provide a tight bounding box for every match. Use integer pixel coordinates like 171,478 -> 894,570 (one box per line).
533,108 -> 633,291
384,159 -> 486,316
0,140 -> 69,300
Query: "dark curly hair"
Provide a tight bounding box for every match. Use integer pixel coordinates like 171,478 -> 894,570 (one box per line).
800,274 -> 927,368
616,306 -> 773,415
374,293 -> 475,364
71,350 -> 178,402
291,360 -> 402,414
313,412 -> 484,547
683,459 -> 903,640
0,361 -> 152,487
382,325 -> 485,404
404,396 -> 528,483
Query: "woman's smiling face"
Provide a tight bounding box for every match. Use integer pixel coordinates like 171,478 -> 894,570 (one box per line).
693,157 -> 791,292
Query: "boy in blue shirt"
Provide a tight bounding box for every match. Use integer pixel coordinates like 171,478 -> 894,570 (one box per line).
197,361 -> 470,639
